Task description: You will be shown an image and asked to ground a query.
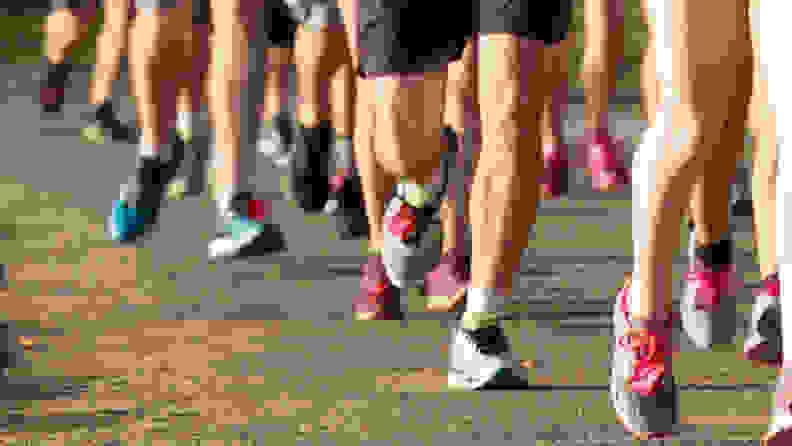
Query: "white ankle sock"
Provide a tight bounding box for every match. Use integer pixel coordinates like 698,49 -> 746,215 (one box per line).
177,111 -> 192,134
138,140 -> 157,160
466,287 -> 508,315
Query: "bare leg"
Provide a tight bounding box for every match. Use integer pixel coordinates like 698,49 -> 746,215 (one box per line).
469,34 -> 547,303
90,0 -> 130,106
632,0 -> 752,320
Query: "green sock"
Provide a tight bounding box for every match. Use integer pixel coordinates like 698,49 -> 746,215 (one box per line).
461,312 -> 499,331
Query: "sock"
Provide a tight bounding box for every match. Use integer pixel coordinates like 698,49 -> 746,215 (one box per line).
464,287 -> 508,328
216,185 -> 235,216
694,238 -> 733,267
45,60 -> 72,87
334,135 -> 355,173
177,111 -> 193,140
138,141 -> 157,160
93,100 -> 115,124
397,181 -> 444,209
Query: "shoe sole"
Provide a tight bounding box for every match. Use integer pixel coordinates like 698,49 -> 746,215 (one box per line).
208,228 -> 287,261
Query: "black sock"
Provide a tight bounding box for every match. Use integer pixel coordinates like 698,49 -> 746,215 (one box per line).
45,60 -> 72,88
688,222 -> 696,232
694,238 -> 733,267
94,100 -> 115,124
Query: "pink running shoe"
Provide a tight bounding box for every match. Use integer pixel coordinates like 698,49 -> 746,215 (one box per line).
680,260 -> 740,350
744,274 -> 782,366
586,128 -> 630,192
611,275 -> 678,439
354,255 -> 403,320
422,248 -> 470,313
762,366 -> 792,445
540,143 -> 569,200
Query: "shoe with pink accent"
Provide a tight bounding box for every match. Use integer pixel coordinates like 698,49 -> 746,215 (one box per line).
422,248 -> 470,313
610,274 -> 677,439
745,274 -> 782,366
762,367 -> 792,445
539,143 -> 569,200
354,255 -> 404,320
680,256 -> 740,350
586,128 -> 630,192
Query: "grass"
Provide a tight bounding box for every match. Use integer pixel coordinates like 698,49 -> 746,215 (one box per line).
0,170 -> 773,441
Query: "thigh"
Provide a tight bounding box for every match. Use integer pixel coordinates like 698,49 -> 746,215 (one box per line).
357,0 -> 471,77
477,0 -> 573,45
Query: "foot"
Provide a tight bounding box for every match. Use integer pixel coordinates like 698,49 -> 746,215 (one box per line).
324,174 -> 369,240
423,249 -> 470,313
289,122 -> 332,212
586,128 -> 630,192
40,85 -> 65,114
109,141 -> 186,243
539,143 -> 569,200
354,254 -> 403,320
40,62 -> 70,115
381,127 -> 456,288
611,275 -> 677,439
762,367 -> 792,445
681,229 -> 740,350
82,105 -> 139,145
744,274 -> 782,366
167,132 -> 208,200
448,314 -> 517,390
208,193 -> 287,260
258,112 -> 295,168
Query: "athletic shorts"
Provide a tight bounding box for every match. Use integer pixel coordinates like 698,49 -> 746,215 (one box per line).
50,0 -> 99,20
357,0 -> 573,77
257,0 -> 345,49
134,0 -> 210,25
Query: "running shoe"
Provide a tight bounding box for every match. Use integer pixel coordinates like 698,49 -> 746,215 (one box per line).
167,131 -> 209,200
762,368 -> 792,445
586,128 -> 630,192
744,274 -> 782,365
40,84 -> 65,114
540,143 -> 569,200
109,138 -> 186,243
208,192 -> 287,260
81,102 -> 139,145
448,315 -> 518,390
289,122 -> 331,212
381,127 -> 455,288
324,174 -> 369,240
610,274 -> 678,439
258,111 -> 295,168
680,229 -> 740,350
353,254 -> 403,320
423,248 -> 470,313
39,61 -> 70,114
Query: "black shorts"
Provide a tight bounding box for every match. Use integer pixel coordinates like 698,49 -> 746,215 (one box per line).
135,0 -> 210,25
357,0 -> 573,77
50,0 -> 99,12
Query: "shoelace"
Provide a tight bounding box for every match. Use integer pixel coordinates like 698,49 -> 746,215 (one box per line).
618,329 -> 667,396
617,281 -> 670,397
684,267 -> 736,309
387,202 -> 418,242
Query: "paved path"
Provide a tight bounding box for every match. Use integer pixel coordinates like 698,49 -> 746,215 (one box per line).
0,62 -> 766,444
